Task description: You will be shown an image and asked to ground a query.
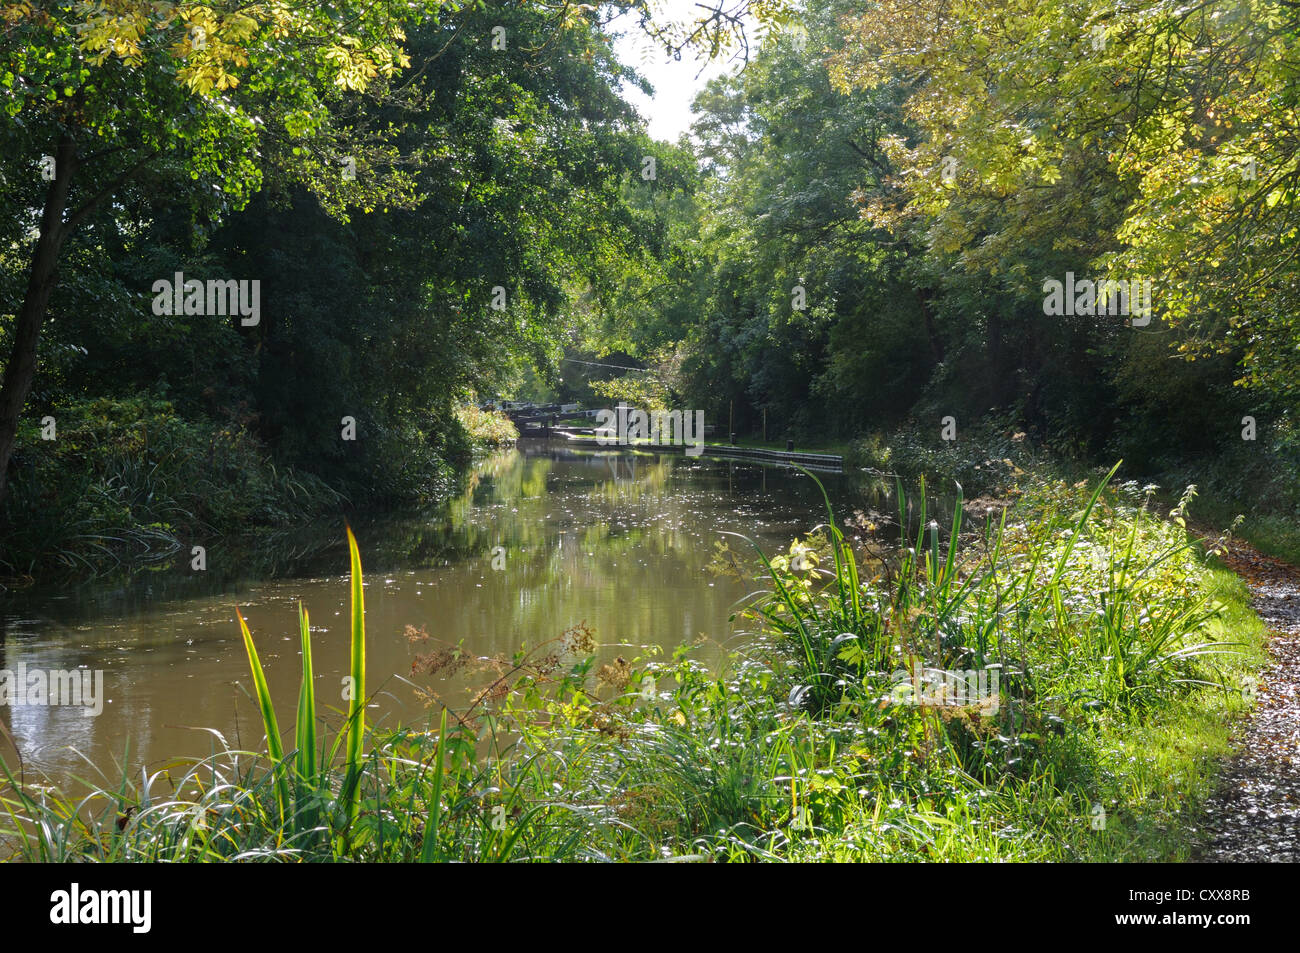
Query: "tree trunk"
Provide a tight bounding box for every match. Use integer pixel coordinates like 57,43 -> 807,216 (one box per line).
918,287 -> 945,364
988,307 -> 1008,406
0,135 -> 78,505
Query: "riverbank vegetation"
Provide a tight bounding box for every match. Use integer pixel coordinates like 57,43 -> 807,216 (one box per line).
6,0 -> 1300,576
1,467 -> 1265,861
0,1 -> 680,577
0,0 -> 1294,866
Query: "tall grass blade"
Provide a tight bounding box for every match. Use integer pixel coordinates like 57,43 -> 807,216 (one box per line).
236,608 -> 290,821
295,602 -> 317,787
342,525 -> 367,828
420,708 -> 448,863
1049,460 -> 1122,586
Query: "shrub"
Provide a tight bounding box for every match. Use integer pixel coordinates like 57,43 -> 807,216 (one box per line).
0,396 -> 337,575
455,403 -> 519,450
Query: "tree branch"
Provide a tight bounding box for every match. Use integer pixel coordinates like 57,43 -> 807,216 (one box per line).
63,150 -> 162,236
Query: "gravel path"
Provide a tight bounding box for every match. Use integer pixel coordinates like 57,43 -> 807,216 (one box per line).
1197,542 -> 1300,862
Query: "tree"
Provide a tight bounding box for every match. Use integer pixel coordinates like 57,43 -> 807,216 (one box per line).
629,0 -> 923,436
0,0 -> 808,504
828,0 -> 1300,409
0,0 -> 432,503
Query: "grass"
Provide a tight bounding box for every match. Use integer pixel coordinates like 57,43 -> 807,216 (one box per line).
1187,493 -> 1300,567
0,395 -> 344,580
0,465 -> 1269,862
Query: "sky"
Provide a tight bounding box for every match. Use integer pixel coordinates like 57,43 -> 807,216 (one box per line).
606,0 -> 758,143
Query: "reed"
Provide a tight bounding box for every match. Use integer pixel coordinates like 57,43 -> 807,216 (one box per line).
341,526 -> 367,828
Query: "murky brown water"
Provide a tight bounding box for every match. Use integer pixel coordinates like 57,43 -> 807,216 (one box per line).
1,445 -> 873,790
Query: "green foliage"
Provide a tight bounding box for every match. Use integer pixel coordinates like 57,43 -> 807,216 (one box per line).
0,468 -> 1265,862
0,0 -> 430,226
236,607 -> 291,822
0,395 -> 337,574
454,404 -> 518,449
822,0 -> 1300,474
1,3 -> 693,566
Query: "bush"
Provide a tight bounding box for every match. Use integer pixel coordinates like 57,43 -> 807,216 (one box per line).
455,404 -> 519,450
0,396 -> 338,576
846,414 -> 1042,497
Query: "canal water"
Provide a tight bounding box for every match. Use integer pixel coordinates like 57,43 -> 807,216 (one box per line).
0,445 -> 887,790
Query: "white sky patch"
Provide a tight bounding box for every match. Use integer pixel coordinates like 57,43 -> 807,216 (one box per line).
607,0 -> 759,143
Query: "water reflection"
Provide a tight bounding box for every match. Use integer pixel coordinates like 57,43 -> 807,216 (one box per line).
0,445 -> 883,788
